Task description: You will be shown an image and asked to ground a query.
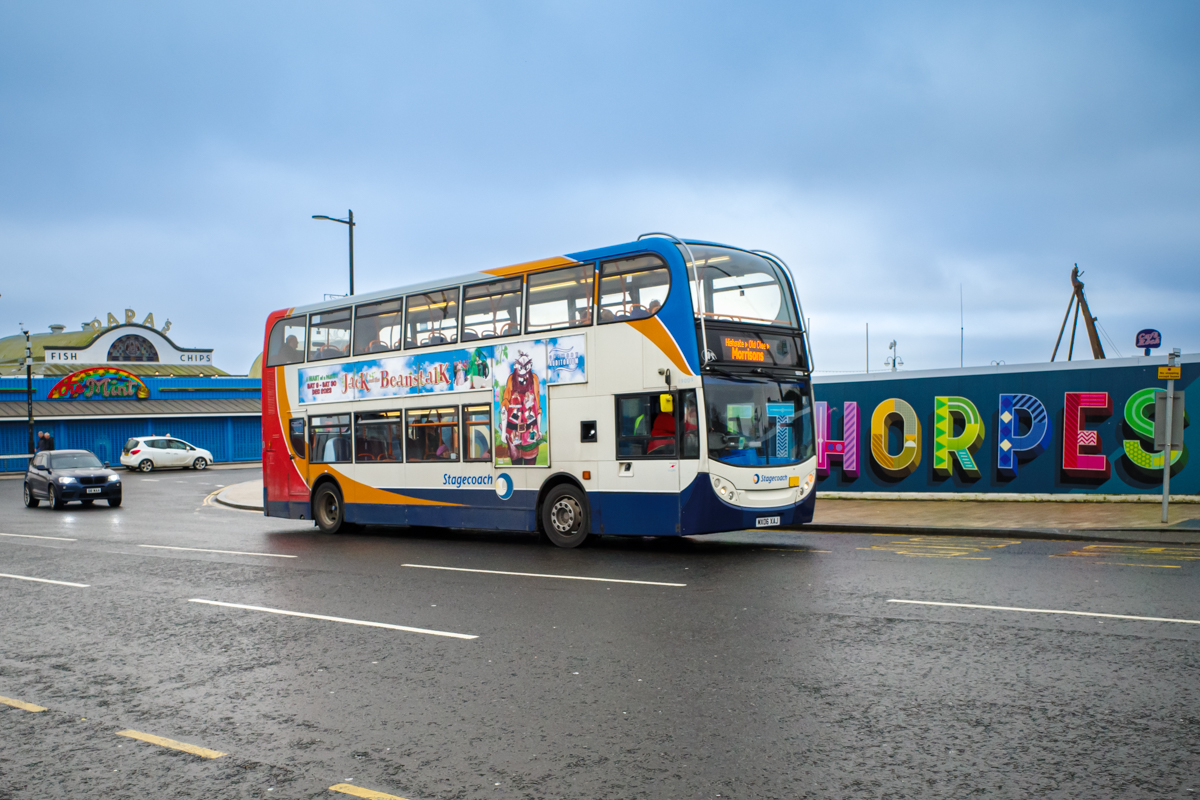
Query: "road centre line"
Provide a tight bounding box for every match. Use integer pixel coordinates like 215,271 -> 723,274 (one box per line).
889,599 -> 1200,625
138,544 -> 297,558
401,563 -> 687,587
0,696 -> 47,712
116,729 -> 226,759
0,532 -> 77,542
330,783 -> 412,800
187,599 -> 478,639
0,573 -> 89,588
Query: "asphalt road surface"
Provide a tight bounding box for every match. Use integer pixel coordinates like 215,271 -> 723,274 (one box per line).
1,467 -> 1197,799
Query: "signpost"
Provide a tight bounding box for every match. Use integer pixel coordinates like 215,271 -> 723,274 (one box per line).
1155,348 -> 1183,523
1136,328 -> 1161,357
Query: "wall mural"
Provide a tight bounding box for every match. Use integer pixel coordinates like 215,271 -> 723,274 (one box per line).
814,360 -> 1194,494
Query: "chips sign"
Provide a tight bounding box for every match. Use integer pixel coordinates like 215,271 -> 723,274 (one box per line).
47,367 -> 150,401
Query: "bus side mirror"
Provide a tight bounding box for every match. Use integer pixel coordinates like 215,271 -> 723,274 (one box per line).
659,394 -> 673,413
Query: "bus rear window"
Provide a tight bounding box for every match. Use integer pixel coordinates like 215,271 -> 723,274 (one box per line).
266,315 -> 307,366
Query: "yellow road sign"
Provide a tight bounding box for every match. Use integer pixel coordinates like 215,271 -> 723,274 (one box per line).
1159,366 -> 1181,380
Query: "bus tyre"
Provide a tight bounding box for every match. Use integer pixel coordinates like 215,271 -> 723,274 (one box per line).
313,483 -> 348,534
541,484 -> 590,548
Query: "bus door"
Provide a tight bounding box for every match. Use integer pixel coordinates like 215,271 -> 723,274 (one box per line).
277,414 -> 312,505
609,392 -> 683,534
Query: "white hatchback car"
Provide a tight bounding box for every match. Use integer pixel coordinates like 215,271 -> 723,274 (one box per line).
121,436 -> 214,472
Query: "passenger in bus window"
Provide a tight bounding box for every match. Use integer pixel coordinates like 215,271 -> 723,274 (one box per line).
278,335 -> 301,362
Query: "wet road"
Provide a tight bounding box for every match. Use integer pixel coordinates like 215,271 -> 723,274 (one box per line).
1,467 -> 1198,799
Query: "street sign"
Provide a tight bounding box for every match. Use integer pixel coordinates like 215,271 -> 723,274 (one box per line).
1159,366 -> 1181,380
1153,390 -> 1185,451
1136,329 -> 1162,352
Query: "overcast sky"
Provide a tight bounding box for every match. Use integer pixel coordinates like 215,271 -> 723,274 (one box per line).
2,1 -> 1197,375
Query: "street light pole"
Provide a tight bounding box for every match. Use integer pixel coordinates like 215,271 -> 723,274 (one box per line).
312,209 -> 356,296
22,328 -> 34,455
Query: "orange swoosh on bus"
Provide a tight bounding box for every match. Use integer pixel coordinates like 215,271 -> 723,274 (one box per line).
483,255 -> 577,278
625,316 -> 695,376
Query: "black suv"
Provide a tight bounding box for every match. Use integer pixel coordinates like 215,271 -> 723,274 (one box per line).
24,450 -> 123,510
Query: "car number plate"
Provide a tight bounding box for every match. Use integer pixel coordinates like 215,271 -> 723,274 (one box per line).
756,516 -> 781,528
86,487 -> 102,494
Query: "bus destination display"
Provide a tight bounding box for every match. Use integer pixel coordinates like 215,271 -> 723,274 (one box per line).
717,333 -> 800,368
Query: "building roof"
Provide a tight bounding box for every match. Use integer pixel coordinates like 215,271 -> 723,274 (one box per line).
0,362 -> 230,377
0,397 -> 260,420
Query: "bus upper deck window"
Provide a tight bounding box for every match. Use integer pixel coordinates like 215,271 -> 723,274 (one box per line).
525,264 -> 594,333
266,315 -> 307,366
598,255 -> 670,323
309,309 -> 352,361
353,299 -> 404,356
462,278 -> 523,341
406,290 -> 459,348
685,245 -> 798,328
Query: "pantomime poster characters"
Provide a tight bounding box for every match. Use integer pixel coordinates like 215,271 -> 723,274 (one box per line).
493,341 -> 550,466
298,346 -> 493,404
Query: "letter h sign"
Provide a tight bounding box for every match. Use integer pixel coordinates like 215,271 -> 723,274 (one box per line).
815,401 -> 859,476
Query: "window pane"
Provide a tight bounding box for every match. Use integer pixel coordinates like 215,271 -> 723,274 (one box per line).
598,255 -> 670,323
616,394 -> 677,458
406,407 -> 459,461
353,299 -> 404,355
309,308 -> 352,361
679,390 -> 700,458
355,410 -> 404,462
310,414 -> 352,463
685,246 -> 798,327
462,278 -> 522,341
463,404 -> 492,462
525,264 -> 594,332
266,316 -> 307,366
405,290 -> 459,348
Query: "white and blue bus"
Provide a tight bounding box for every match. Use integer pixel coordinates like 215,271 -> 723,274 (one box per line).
261,234 -> 815,547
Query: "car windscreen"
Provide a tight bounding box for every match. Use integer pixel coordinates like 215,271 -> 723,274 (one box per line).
49,453 -> 104,469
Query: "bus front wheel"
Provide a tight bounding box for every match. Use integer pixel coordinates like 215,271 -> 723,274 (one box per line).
541,484 -> 590,548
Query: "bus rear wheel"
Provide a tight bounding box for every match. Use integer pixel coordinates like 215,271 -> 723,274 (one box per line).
313,484 -> 346,533
541,484 -> 590,548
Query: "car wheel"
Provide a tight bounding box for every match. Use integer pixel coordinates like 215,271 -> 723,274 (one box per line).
23,483 -> 40,508
192,457 -> 208,470
49,485 -> 67,511
313,483 -> 348,534
108,495 -> 122,507
138,459 -> 154,473
80,498 -> 95,507
540,484 -> 590,548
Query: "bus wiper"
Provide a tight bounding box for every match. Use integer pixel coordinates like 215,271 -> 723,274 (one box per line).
703,365 -> 741,380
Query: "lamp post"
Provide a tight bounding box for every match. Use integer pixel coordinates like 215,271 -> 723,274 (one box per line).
312,209 -> 356,296
21,327 -> 34,455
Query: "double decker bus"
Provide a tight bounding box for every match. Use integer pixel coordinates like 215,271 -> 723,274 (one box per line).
261,234 -> 816,547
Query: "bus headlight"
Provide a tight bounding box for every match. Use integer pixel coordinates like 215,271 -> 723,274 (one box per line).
711,475 -> 735,501
798,473 -> 815,498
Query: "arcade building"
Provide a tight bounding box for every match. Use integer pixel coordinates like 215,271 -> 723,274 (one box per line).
0,313 -> 261,471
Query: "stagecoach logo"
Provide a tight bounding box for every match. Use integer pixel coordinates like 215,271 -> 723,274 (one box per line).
47,367 -> 150,401
494,472 -> 514,500
752,473 -> 789,485
442,473 -> 494,488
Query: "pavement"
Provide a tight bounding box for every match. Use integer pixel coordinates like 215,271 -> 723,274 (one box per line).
2,465 -> 1198,798
217,475 -> 1200,545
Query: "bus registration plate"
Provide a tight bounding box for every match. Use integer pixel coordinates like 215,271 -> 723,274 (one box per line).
756,516 -> 781,528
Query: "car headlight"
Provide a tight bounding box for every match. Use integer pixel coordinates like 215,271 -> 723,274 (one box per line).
107,474 -> 121,482
58,476 -> 77,484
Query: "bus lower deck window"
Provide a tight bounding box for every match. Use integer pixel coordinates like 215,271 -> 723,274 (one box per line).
355,411 -> 404,462
463,404 -> 492,461
406,407 -> 459,462
310,415 -> 352,463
